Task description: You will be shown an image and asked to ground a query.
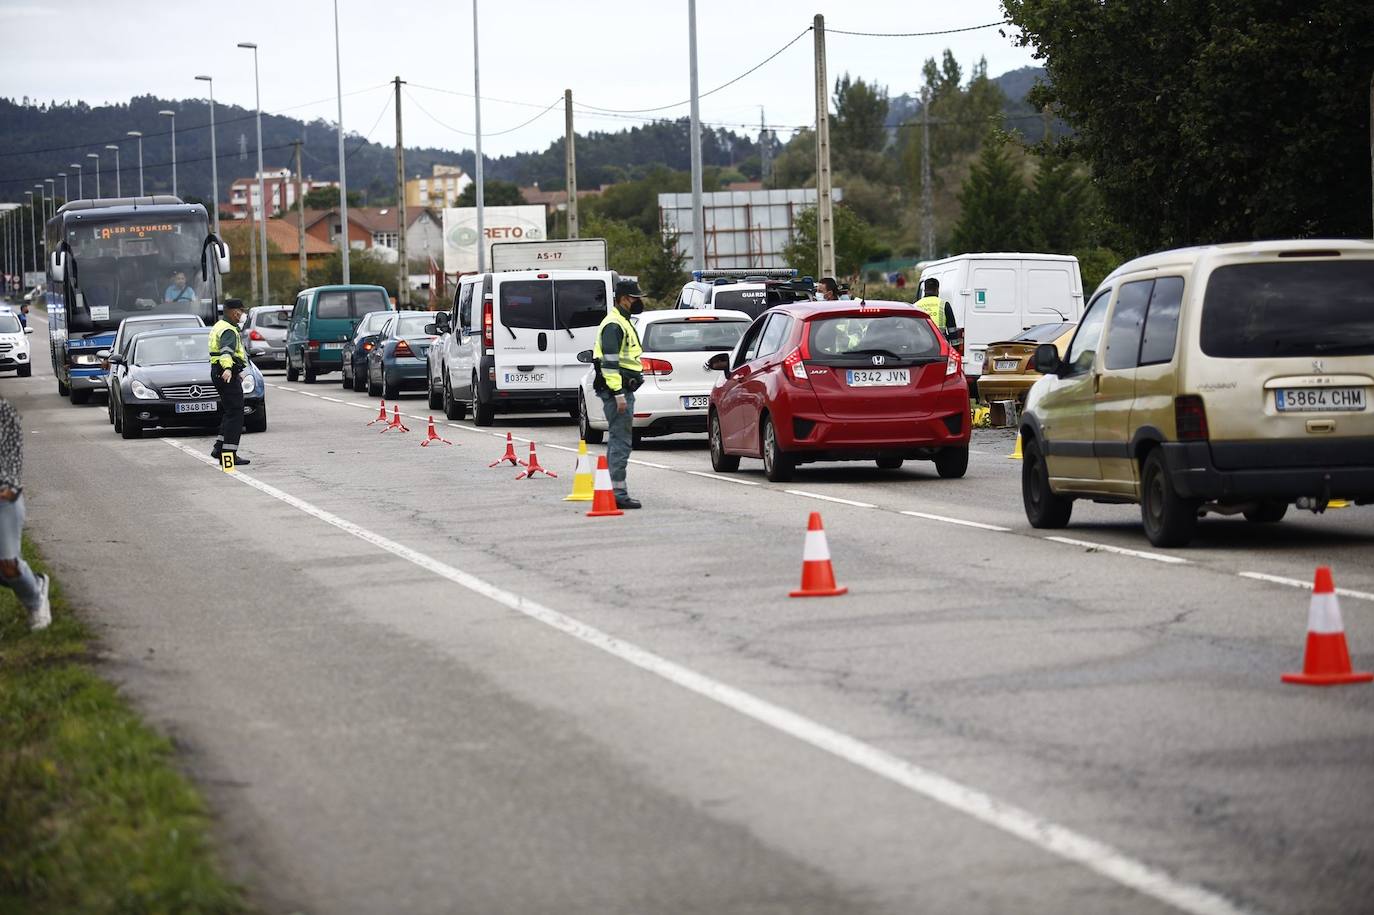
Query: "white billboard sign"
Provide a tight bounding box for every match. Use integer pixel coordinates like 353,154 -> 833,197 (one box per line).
441,205 -> 548,274
490,238 -> 608,272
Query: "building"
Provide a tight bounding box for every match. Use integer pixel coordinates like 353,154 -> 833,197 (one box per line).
404,164 -> 472,210
518,184 -> 603,221
282,207 -> 442,259
228,169 -> 339,221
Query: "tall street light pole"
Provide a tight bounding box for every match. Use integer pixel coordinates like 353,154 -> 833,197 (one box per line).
687,0 -> 704,271
128,131 -> 144,196
87,153 -> 101,198
239,42 -> 270,307
331,2 -> 351,283
58,172 -> 68,204
160,110 -> 177,196
44,179 -> 55,222
472,0 -> 486,272
196,75 -> 220,234
70,163 -> 83,200
105,144 -> 121,197
24,191 -> 36,276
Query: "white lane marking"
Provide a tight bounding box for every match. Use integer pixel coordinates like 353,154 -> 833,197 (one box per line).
1238,572 -> 1374,603
320,396 -> 343,403
1044,536 -> 1189,565
685,470 -> 758,486
785,490 -> 877,509
159,435 -> 1255,915
630,459 -> 672,469
900,510 -> 1011,533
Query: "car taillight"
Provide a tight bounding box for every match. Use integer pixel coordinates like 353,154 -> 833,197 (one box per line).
482,296 -> 493,347
946,353 -> 961,376
395,339 -> 414,357
640,357 -> 673,375
306,340 -> 320,350
782,346 -> 809,384
1175,395 -> 1209,441
362,341 -> 374,351
248,329 -> 265,341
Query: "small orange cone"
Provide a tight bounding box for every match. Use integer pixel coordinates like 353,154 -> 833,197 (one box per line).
420,416 -> 452,446
515,442 -> 557,479
380,403 -> 409,433
367,398 -> 388,425
789,512 -> 848,598
489,432 -> 520,467
1282,567 -> 1373,686
585,454 -> 624,517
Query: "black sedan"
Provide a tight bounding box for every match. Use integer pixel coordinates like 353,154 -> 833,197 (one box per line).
106,327 -> 267,440
340,310 -> 394,392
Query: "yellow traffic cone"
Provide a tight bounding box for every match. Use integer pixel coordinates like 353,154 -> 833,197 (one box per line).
1328,499 -> 1350,510
563,440 -> 595,502
1007,433 -> 1023,461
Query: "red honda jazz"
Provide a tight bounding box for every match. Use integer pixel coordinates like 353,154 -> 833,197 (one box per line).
706,301 -> 971,482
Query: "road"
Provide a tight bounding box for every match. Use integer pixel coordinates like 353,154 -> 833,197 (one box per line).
11,309 -> 1374,915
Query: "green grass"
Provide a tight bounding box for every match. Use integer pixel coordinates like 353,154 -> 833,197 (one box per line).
0,538 -> 248,915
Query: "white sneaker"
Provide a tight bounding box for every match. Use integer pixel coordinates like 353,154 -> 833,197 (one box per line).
29,573 -> 51,631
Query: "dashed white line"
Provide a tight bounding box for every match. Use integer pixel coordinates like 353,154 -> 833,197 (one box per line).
1044,536 -> 1189,565
320,396 -> 343,403
1238,571 -> 1374,603
630,459 -> 672,469
785,490 -> 876,509
900,510 -> 1011,532
685,470 -> 758,485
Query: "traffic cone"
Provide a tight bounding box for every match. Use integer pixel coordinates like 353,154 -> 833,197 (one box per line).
1007,433 -> 1023,460
1328,499 -> 1351,510
585,454 -> 624,517
489,432 -> 520,467
1282,567 -> 1373,686
380,403 -> 409,433
789,512 -> 848,598
563,440 -> 595,502
367,398 -> 388,425
515,442 -> 557,480
420,416 -> 452,447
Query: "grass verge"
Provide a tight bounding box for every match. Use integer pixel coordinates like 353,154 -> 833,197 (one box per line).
0,537 -> 247,915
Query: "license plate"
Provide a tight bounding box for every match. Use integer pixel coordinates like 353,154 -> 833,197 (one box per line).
681,395 -> 710,409
994,360 -> 1020,372
1275,387 -> 1366,412
321,342 -> 344,350
846,368 -> 910,387
503,372 -> 546,384
174,401 -> 217,414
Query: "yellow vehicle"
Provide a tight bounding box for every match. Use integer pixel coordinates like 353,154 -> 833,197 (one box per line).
977,322 -> 1077,407
1020,239 -> 1374,546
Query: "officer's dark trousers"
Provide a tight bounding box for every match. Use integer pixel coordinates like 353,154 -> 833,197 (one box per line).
214,373 -> 244,452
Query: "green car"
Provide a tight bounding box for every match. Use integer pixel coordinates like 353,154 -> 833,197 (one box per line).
285,285 -> 393,383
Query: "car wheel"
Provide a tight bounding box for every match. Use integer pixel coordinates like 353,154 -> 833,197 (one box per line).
428,377 -> 443,410
709,411 -> 739,472
303,362 -> 317,384
934,446 -> 969,479
1140,448 -> 1198,547
112,398 -> 123,433
246,405 -> 267,434
120,407 -> 141,439
57,374 -> 70,396
579,393 -> 604,445
341,362 -> 352,388
761,415 -> 793,483
107,394 -> 115,425
17,364 -> 30,377
353,369 -> 367,393
367,370 -> 381,397
1243,500 -> 1288,524
383,373 -> 400,401
286,353 -> 300,382
471,373 -> 494,426
1023,437 -> 1073,528
876,456 -> 904,470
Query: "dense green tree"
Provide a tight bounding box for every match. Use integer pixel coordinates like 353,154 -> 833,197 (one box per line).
782,205 -> 880,279
1004,0 -> 1374,247
302,187 -> 361,210
456,179 -> 525,207
306,249 -> 399,300
833,73 -> 889,163
950,138 -> 1026,253
639,230 -> 689,304
1022,156 -> 1091,253
583,215 -> 656,286
768,130 -> 816,189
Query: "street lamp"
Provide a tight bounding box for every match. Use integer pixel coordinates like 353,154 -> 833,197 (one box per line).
24,191 -> 36,276
45,179 -> 56,222
58,172 -> 68,205
70,163 -> 82,200
104,144 -> 121,197
159,110 -> 177,197
128,131 -> 144,196
238,42 -> 270,307
195,75 -> 220,233
86,153 -> 101,198
330,2 -> 351,283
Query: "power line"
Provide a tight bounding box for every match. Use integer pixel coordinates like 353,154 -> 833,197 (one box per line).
824,22 -> 1003,37
404,87 -> 562,139
406,82 -> 562,113
0,142 -> 299,188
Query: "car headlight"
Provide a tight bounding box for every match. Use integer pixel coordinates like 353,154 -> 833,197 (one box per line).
72,353 -> 101,366
130,379 -> 159,400
240,374 -> 256,394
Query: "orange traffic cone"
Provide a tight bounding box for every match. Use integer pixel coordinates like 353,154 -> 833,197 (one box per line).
380,403 -> 409,433
789,512 -> 848,598
585,454 -> 624,517
515,442 -> 557,479
367,398 -> 388,425
489,432 -> 520,467
1282,567 -> 1373,686
420,416 -> 452,446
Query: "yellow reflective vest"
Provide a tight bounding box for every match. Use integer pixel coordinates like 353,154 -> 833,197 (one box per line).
915,295 -> 947,331
208,318 -> 247,371
592,306 -> 643,394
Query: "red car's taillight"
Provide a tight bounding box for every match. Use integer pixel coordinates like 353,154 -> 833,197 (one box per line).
640,357 -> 673,375
1175,395 -> 1209,441
782,346 -> 809,384
946,353 -> 961,376
482,295 -> 494,347
395,339 -> 414,357
248,329 -> 265,341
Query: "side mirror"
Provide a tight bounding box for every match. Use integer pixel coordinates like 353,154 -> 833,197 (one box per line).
423,323 -> 439,335
1033,343 -> 1061,375
108,354 -> 126,366
434,312 -> 451,330
24,327 -> 33,335
214,239 -> 231,275
50,250 -> 66,283
576,349 -> 594,364
96,349 -> 111,360
706,353 -> 731,373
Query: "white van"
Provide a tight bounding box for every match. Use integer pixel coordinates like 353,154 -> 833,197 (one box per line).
918,253 -> 1084,389
427,269 -> 616,425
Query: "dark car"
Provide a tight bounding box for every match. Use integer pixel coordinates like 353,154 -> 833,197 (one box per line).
340,310 -> 396,392
366,311 -> 440,399
107,327 -> 266,440
247,305 -> 292,369
102,313 -> 207,423
707,301 -> 971,482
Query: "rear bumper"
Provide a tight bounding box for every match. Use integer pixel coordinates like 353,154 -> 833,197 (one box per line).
1162,440 -> 1374,502
303,349 -> 343,370
70,368 -> 108,390
780,412 -> 970,461
977,375 -> 1036,404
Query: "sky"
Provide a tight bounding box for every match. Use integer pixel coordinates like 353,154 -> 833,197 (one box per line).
0,0 -> 1037,158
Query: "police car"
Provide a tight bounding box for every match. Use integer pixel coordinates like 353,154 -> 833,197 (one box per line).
675,269 -> 815,319
0,307 -> 32,377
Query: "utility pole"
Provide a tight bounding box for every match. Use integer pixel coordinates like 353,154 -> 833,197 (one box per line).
921,86 -> 934,260
813,13 -> 836,280
687,0 -> 704,270
332,0 -> 351,283
293,140 -> 307,286
1369,71 -> 1373,237
564,89 -> 579,239
394,75 -> 410,307
248,195 -> 260,307
472,0 -> 486,272
760,107 -> 773,183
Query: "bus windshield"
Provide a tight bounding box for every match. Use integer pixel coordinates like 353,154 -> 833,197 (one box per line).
66,214 -> 211,329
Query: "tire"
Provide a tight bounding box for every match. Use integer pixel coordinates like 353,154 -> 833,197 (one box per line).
1022,438 -> 1073,528
341,362 -> 352,388
286,354 -> 299,382
112,398 -> 123,433
428,378 -> 443,410
17,364 -> 31,377
472,374 -> 494,426
876,456 -> 904,470
442,374 -> 467,421
709,411 -> 739,472
246,404 -> 267,434
579,393 -> 604,445
367,371 -> 381,397
70,387 -> 92,405
353,369 -> 367,393
934,446 -> 969,479
383,373 -> 400,401
303,363 -> 317,384
761,415 -> 793,483
57,370 -> 69,396
1140,448 -> 1199,547
1243,500 -> 1288,524
120,408 -> 141,439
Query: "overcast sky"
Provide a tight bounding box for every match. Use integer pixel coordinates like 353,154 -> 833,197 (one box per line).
0,0 -> 1035,158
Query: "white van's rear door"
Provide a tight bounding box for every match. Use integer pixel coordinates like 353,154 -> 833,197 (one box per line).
1025,264 -> 1079,325
552,278 -> 610,390
965,262 -> 1022,375
493,279 -> 558,391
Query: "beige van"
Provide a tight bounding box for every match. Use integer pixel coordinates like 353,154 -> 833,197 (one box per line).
1019,239 -> 1374,546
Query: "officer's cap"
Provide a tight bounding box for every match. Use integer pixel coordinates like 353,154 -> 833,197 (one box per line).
615,279 -> 645,299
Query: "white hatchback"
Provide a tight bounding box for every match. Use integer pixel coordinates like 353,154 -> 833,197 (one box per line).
0,309 -> 32,377
578,309 -> 751,444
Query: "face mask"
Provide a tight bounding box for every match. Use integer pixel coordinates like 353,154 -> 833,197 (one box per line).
629,299 -> 645,315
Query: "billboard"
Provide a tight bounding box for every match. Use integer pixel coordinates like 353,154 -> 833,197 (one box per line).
658,187 -> 843,270
441,205 -> 547,274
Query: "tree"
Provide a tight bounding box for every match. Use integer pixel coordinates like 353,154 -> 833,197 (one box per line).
583,215 -> 656,288
950,138 -> 1027,253
1022,156 -> 1091,253
639,230 -> 689,303
302,187 -> 362,210
306,249 -> 398,300
1004,0 -> 1374,248
832,73 -> 889,163
456,179 -> 525,207
782,204 -> 880,279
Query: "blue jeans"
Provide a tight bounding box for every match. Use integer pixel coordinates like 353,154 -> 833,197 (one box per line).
0,495 -> 40,611
598,389 -> 635,495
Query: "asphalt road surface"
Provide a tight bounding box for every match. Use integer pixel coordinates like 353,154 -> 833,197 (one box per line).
12,309 -> 1374,915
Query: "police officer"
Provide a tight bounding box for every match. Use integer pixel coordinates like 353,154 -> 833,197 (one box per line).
915,278 -> 958,338
593,279 -> 646,509
209,299 -> 250,466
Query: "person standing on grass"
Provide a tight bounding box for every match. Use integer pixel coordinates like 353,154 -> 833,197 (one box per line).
0,398 -> 50,630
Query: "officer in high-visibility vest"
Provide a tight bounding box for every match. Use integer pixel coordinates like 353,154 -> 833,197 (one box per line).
592,279 -> 646,509
209,299 -> 250,466
915,278 -> 958,337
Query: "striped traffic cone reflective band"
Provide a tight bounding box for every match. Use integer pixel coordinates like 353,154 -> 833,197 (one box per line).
563,440 -> 595,502
586,455 -> 624,517
515,442 -> 557,480
1282,567 -> 1373,686
381,403 -> 409,433
489,432 -> 520,467
368,398 -> 388,425
420,416 -> 452,446
789,512 -> 848,598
